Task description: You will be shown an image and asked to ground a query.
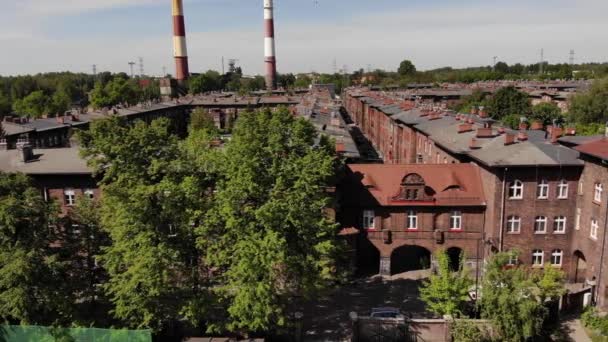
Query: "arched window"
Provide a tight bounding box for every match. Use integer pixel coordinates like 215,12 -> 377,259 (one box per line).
595,183 -> 603,203
534,216 -> 547,233
557,180 -> 569,199
551,249 -> 563,266
509,180 -> 524,199
537,179 -> 548,199
506,216 -> 521,233
554,216 -> 567,234
532,249 -> 544,266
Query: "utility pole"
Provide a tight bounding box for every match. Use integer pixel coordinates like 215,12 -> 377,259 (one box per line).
92,64 -> 97,76
492,56 -> 498,71
333,58 -> 338,75
221,56 -> 225,75
162,66 -> 167,77
128,62 -> 136,78
138,57 -> 144,77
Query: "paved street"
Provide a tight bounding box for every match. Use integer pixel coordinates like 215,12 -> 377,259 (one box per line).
300,271 -> 432,341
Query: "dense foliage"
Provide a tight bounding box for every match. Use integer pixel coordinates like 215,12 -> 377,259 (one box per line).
480,252 -> 565,342
569,77 -> 608,125
73,107 -> 343,336
0,173 -> 61,325
198,108 -> 343,333
0,72 -> 159,117
420,250 -> 473,317
581,307 -> 608,337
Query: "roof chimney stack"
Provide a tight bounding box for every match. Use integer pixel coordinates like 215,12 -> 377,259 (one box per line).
172,0 -> 189,82
264,0 -> 277,90
18,143 -> 34,163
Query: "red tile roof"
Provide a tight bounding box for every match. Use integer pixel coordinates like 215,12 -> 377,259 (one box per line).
343,163 -> 486,207
575,138 -> 608,161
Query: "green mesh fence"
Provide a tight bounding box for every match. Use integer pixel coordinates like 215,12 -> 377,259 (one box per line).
0,325 -> 152,342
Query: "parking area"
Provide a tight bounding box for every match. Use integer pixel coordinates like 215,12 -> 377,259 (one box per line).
300,272 -> 432,341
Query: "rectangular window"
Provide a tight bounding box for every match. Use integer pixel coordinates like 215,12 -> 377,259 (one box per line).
509,180 -> 524,199
554,216 -> 567,234
406,210 -> 418,230
363,210 -> 375,230
557,180 -> 569,199
64,189 -> 76,206
450,211 -> 462,230
578,181 -> 584,195
551,250 -> 563,266
537,180 -> 549,199
575,208 -> 581,230
591,219 -> 599,240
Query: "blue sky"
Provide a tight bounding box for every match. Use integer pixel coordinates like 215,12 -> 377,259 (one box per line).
1,0 -> 607,76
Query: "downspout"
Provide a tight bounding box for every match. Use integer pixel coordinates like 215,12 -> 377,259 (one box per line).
595,200 -> 608,305
498,168 -> 508,252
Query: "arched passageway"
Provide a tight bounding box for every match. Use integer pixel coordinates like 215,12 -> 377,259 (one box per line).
573,250 -> 587,283
447,247 -> 464,272
390,245 -> 431,275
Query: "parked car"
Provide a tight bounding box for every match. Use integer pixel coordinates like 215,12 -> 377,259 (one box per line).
370,307 -> 401,318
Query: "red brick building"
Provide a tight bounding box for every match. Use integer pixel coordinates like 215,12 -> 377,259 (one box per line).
342,89 -> 591,297
338,163 -> 486,277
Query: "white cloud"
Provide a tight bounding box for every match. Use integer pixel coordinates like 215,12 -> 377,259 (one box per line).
0,0 -> 607,76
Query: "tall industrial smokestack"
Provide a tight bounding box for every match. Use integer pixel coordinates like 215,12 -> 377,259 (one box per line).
172,0 -> 189,82
264,0 -> 277,90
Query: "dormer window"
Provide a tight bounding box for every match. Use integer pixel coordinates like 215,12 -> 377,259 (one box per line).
392,173 -> 429,202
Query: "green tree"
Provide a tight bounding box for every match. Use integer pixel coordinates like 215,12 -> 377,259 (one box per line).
62,197 -> 111,326
501,114 -> 523,130
79,117 -> 211,331
294,74 -> 312,89
48,89 -> 72,116
480,252 -> 565,342
198,107 -> 343,333
189,71 -> 221,94
531,102 -> 562,126
189,108 -> 219,135
450,320 -> 491,342
398,60 -> 417,76
569,77 -> 608,124
0,172 -> 62,324
0,91 -> 11,116
487,86 -> 532,120
12,90 -> 49,118
420,250 -> 473,317
89,82 -> 112,109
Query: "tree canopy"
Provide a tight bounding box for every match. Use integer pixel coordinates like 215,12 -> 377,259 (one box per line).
0,173 -> 61,325
480,252 -> 565,342
487,86 -> 532,120
198,107 -> 343,332
420,250 -> 473,318
569,77 -> 608,125
398,60 -> 417,76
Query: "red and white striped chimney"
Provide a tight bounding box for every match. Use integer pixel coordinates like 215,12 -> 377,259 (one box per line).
264,0 -> 277,90
172,0 -> 189,82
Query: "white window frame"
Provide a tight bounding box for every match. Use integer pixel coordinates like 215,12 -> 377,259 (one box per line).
578,180 -> 584,195
507,253 -> 519,266
575,208 -> 581,230
557,180 -> 569,199
84,189 -> 95,200
537,179 -> 549,199
406,210 -> 418,230
363,210 -> 375,230
506,216 -> 521,233
450,211 -> 463,230
551,249 -> 563,266
595,183 -> 603,203
534,216 -> 547,234
532,249 -> 544,266
64,189 -> 76,206
509,180 -> 524,199
553,216 -> 567,234
591,219 -> 599,240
